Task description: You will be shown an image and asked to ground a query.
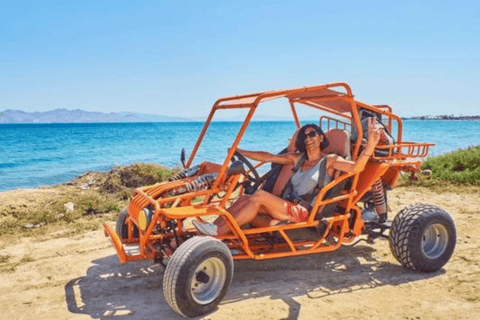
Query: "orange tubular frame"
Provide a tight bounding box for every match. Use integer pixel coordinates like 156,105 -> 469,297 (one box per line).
104,82 -> 435,264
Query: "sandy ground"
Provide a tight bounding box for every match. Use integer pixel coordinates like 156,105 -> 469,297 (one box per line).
1,188 -> 479,320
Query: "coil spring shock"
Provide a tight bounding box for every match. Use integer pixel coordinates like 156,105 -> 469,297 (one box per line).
169,165 -> 201,181
173,173 -> 217,195
169,171 -> 186,181
371,178 -> 387,216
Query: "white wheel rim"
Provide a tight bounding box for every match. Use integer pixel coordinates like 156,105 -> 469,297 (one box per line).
190,257 -> 226,305
422,223 -> 449,260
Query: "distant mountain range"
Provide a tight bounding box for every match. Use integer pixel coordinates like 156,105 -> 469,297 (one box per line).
4,109 -> 478,124
0,108 -> 324,123
0,109 -> 191,123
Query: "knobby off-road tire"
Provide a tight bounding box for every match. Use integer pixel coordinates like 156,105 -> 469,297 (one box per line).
389,203 -> 456,272
163,236 -> 234,317
115,207 -> 139,239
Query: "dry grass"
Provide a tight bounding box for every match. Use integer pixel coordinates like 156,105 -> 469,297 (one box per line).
0,163 -> 175,246
0,254 -> 11,263
396,171 -> 480,194
0,253 -> 35,273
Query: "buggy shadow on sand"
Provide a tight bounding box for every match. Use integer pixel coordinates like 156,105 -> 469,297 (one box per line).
102,82 -> 456,317
65,245 -> 444,319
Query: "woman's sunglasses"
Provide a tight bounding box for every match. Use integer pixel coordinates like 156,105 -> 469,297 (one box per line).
305,130 -> 318,138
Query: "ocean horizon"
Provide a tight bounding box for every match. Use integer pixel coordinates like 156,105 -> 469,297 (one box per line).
1,120 -> 479,192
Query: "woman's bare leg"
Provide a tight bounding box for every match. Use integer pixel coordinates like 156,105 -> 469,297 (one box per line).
216,190 -> 291,234
214,194 -> 249,233
212,194 -> 249,227
225,195 -> 250,214
250,214 -> 272,227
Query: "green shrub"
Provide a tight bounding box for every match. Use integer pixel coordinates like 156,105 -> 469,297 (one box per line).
106,203 -> 119,211
130,163 -> 175,183
421,146 -> 480,185
102,163 -> 176,193
156,166 -> 176,181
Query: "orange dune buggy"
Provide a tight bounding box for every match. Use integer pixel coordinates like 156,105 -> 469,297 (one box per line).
103,82 -> 456,317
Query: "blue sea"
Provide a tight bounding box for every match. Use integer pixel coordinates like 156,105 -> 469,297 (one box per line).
1,120 -> 479,192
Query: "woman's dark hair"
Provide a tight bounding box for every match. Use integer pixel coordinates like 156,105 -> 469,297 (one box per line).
295,124 -> 329,156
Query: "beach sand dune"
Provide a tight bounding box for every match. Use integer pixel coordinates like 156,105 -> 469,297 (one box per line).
1,187 -> 479,319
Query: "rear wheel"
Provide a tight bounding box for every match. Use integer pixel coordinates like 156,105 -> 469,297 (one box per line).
115,207 -> 139,239
163,236 -> 233,317
389,203 -> 456,272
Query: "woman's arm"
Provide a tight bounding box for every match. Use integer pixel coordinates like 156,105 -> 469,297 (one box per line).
231,128 -> 301,166
235,148 -> 299,165
328,117 -> 382,174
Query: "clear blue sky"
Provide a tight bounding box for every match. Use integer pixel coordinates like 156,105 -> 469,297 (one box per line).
1,0 -> 479,117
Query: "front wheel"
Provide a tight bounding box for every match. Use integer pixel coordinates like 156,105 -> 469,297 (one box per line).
163,236 -> 233,317
115,207 -> 139,240
389,203 -> 456,272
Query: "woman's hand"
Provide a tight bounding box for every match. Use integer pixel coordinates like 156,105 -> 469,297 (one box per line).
330,117 -> 384,174
367,117 -> 382,145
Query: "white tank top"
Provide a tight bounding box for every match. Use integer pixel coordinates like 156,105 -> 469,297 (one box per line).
288,157 -> 332,197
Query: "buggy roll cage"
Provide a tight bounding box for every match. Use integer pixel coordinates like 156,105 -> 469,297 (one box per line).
105,82 -> 434,263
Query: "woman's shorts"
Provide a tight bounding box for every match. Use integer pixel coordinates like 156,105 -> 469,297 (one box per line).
286,202 -> 309,223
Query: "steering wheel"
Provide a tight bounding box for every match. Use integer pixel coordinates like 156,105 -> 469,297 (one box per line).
233,150 -> 261,184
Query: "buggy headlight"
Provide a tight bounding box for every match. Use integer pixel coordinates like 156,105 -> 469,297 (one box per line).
139,207 -> 153,231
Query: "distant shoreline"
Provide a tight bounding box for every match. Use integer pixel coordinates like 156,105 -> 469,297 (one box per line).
402,115 -> 480,121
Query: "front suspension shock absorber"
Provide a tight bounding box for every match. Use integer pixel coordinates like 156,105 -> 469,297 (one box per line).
371,178 -> 387,217
169,165 -> 201,181
173,173 -> 217,195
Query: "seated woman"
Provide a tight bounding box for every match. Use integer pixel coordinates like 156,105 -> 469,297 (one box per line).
193,118 -> 382,236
